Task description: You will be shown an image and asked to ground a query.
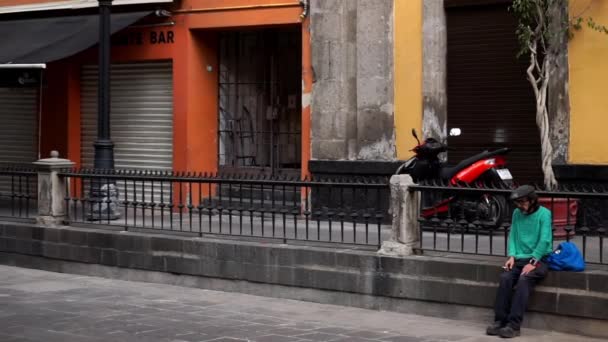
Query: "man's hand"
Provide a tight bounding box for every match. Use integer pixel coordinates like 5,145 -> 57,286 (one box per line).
504,257 -> 515,271
521,264 -> 536,275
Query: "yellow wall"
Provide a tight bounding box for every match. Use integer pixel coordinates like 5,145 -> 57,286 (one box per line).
568,0 -> 608,164
394,0 -> 423,160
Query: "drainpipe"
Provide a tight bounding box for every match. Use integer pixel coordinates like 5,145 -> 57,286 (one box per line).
299,0 -> 309,19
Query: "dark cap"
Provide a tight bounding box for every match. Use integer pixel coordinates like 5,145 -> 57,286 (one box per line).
510,185 -> 536,201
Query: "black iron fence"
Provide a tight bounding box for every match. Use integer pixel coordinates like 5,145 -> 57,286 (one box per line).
411,180 -> 607,265
0,166 -> 37,219
59,169 -> 390,248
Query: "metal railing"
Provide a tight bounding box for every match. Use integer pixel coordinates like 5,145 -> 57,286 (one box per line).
411,180 -> 607,265
59,169 -> 390,248
0,166 -> 37,219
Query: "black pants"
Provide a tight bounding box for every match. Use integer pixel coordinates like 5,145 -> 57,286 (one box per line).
493,258 -> 548,330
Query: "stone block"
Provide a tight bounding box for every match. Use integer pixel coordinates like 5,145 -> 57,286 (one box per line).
311,80 -> 342,114
218,260 -> 242,279
166,256 -> 199,276
200,259 -> 221,277
243,263 -> 271,283
529,291 -> 558,313
557,293 -> 608,320
312,140 -> 348,160
31,226 -> 45,240
236,244 -> 265,265
41,242 -> 61,259
15,239 -> 32,255
100,249 -> 118,266
310,13 -> 342,43
379,256 -> 417,274
87,247 -> 102,264
293,267 -> 315,288
182,239 -> 203,256
550,271 -> 587,290
303,249 -> 334,268
588,272 -> 608,293
268,247 -> 297,267
476,263 -> 503,284
70,245 -> 92,263
276,265 -> 295,286
293,248 -> 313,266
1,237 -> 16,252
114,234 -> 134,251
117,251 -> 146,269
86,231 -> 114,249
144,254 -> 166,272
42,228 -> 61,243
16,225 -> 33,240
215,243 -> 237,261
150,236 -> 182,253
422,259 -> 479,282
60,229 -> 88,246
3,225 -> 17,238
115,234 -> 150,253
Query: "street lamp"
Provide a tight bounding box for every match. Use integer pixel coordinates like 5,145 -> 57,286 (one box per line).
94,0 -> 114,170
89,0 -> 119,220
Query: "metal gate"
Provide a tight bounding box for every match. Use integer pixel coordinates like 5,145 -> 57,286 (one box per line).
446,2 -> 543,184
0,87 -> 39,164
218,29 -> 302,176
80,62 -> 174,201
0,87 -> 39,200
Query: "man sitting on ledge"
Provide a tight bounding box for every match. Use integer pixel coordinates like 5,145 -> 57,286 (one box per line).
486,185 -> 553,338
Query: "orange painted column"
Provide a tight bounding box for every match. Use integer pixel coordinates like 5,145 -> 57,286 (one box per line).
172,19 -> 219,204
40,61 -> 69,159
301,16 -> 312,180
66,61 -> 81,166
171,23 -> 190,174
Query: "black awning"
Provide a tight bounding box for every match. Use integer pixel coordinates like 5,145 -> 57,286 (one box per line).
0,11 -> 149,64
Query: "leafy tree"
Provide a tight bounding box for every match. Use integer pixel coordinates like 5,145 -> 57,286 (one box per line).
511,0 -> 607,189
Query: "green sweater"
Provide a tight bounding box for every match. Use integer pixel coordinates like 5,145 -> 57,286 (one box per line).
508,206 -> 553,261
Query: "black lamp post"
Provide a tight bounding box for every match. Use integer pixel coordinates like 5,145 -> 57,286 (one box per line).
89,0 -> 119,220
94,0 -> 114,170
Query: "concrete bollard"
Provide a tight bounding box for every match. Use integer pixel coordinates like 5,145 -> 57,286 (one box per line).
33,151 -> 75,226
378,174 -> 421,256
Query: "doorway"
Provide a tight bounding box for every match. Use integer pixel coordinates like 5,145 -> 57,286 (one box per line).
218,27 -> 302,176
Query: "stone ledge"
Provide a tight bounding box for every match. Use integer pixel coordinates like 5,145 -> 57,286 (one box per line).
0,221 -> 607,337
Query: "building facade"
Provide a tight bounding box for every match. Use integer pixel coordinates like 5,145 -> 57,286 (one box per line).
1,0 -> 607,186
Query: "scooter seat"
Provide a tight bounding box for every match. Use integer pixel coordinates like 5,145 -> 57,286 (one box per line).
439,148 -> 510,181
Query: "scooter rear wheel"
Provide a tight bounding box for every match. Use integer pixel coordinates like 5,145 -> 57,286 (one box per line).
477,194 -> 508,229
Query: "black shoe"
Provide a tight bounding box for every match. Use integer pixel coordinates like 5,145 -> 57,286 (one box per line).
498,325 -> 521,338
486,321 -> 505,336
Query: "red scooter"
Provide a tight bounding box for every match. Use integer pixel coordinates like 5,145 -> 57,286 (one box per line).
396,129 -> 513,227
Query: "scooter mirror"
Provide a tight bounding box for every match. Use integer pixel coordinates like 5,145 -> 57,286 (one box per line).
449,128 -> 462,137
411,129 -> 420,145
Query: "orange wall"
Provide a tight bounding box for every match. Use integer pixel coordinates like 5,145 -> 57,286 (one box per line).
41,0 -> 307,175
40,61 -> 69,159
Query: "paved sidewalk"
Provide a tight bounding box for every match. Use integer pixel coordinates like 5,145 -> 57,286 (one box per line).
0,265 -> 603,342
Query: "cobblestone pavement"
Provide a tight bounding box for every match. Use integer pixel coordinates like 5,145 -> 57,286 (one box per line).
0,265 -> 603,342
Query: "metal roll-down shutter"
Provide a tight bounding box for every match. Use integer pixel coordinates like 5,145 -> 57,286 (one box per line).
0,87 -> 39,199
81,62 -> 174,202
446,3 -> 543,184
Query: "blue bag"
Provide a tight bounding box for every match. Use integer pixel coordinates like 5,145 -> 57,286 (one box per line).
546,242 -> 585,272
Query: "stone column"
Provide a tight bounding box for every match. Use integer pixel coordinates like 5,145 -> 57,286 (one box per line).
378,174 -> 420,256
33,151 -> 75,226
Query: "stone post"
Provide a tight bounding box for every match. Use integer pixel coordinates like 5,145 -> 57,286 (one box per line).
33,151 -> 75,226
378,174 -> 420,256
